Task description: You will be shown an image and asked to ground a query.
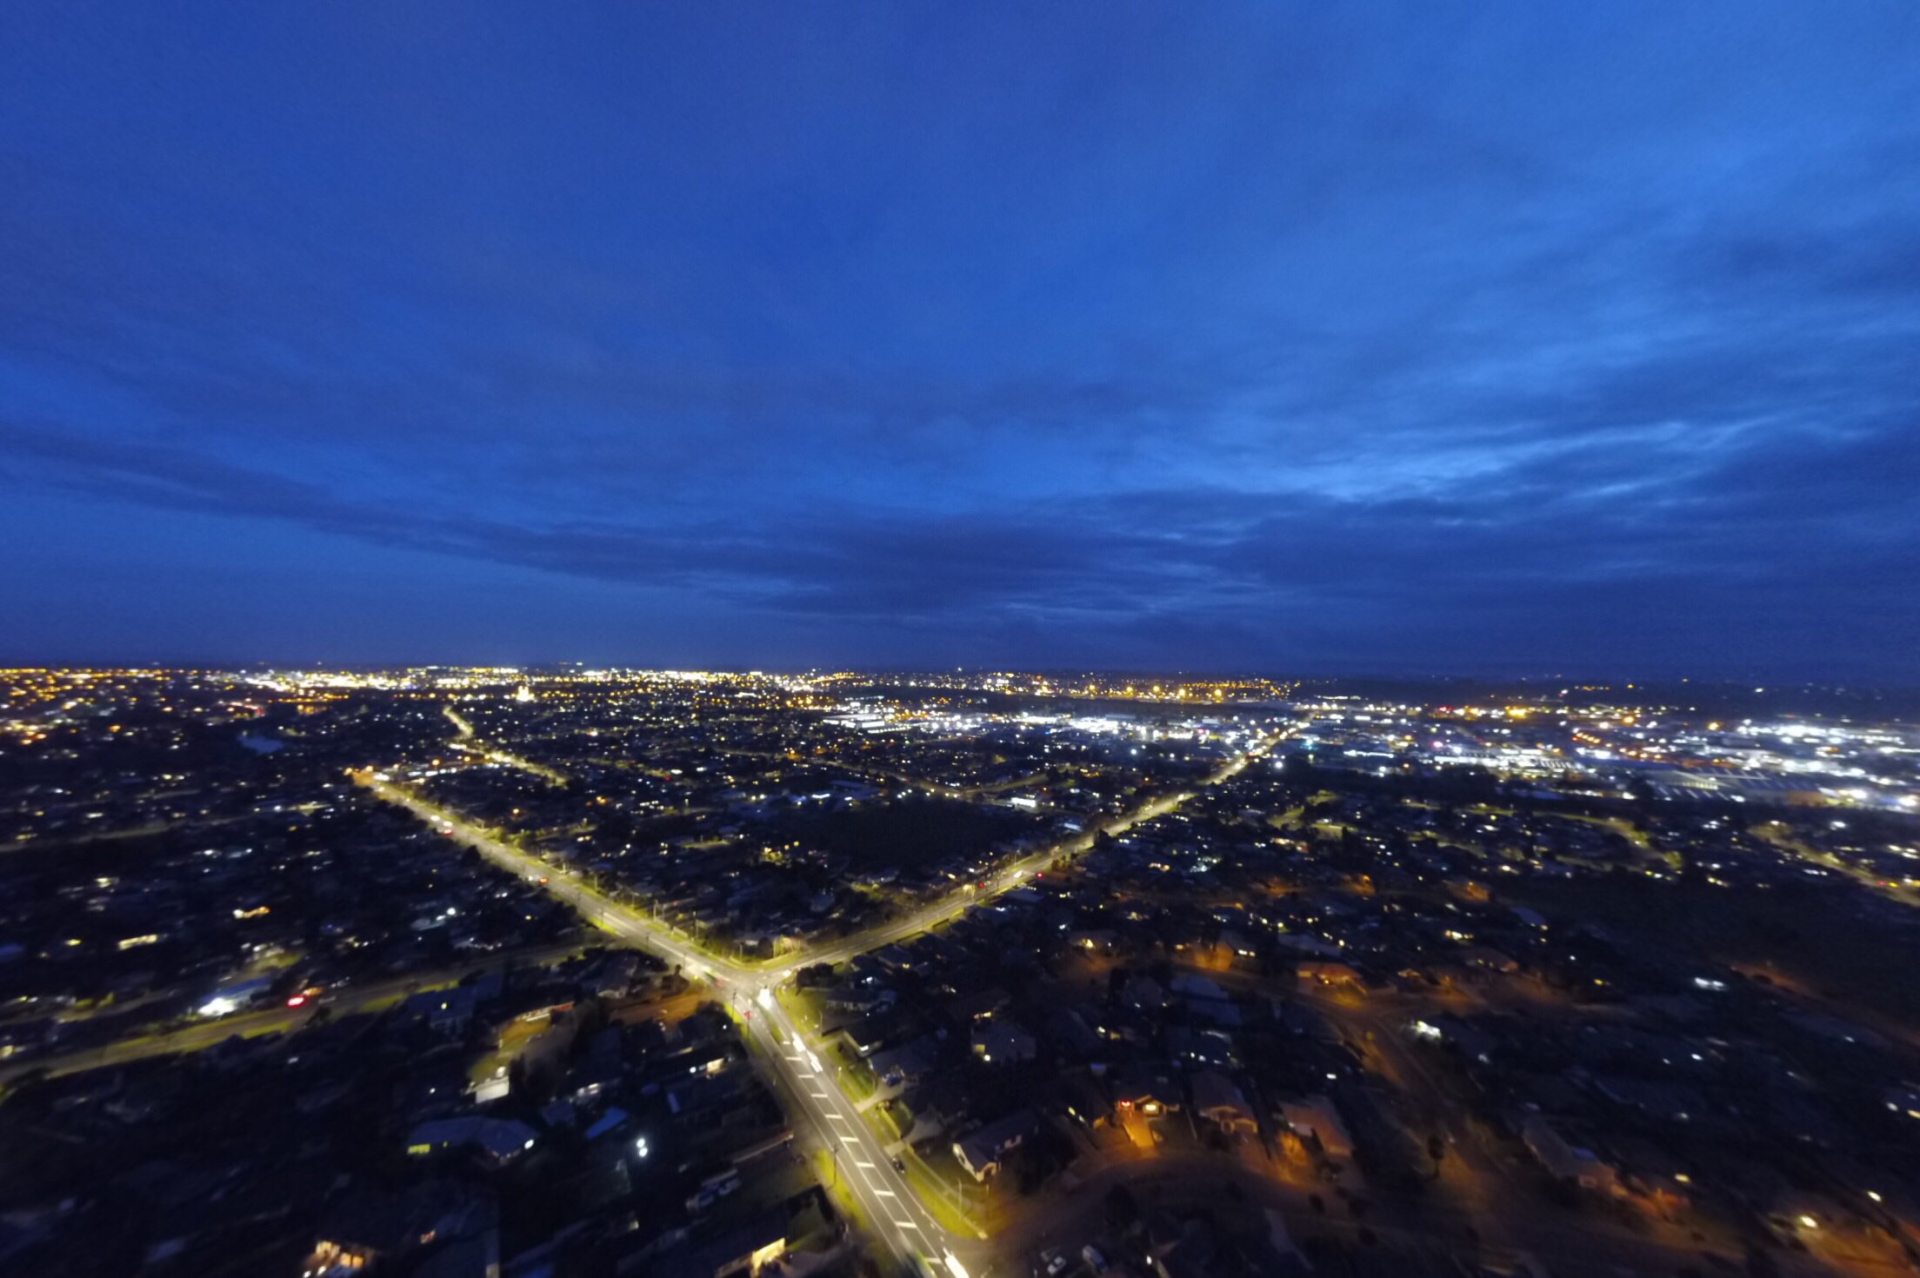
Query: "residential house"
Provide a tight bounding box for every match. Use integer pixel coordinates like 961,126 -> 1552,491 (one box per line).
1190,1072 -> 1257,1135
1521,1116 -> 1619,1194
954,1110 -> 1041,1181
1279,1096 -> 1353,1159
970,1019 -> 1037,1065
406,1116 -> 539,1168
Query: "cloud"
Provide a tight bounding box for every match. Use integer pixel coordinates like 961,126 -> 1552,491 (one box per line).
1,4 -> 1917,676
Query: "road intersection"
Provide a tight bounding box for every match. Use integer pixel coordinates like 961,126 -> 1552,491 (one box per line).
355,723 -> 1295,1274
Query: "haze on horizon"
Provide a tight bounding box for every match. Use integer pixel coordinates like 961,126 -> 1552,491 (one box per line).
2,4 -> 1916,680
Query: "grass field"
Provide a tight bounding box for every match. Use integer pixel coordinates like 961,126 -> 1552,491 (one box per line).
1505,872 -> 1920,1032
778,794 -> 1043,871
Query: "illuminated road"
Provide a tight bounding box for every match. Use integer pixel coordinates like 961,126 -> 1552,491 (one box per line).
361,772 -> 979,1271
745,991 -> 980,1273
798,728 -> 1292,968
359,774 -> 727,978
351,722 -> 1299,1272
0,942 -> 582,1086
443,706 -> 571,784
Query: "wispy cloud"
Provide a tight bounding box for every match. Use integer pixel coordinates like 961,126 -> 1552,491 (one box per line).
1,4 -> 1916,675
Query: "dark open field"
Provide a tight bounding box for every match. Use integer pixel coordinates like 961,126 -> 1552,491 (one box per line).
1507,872 -> 1920,1035
778,795 -> 1046,872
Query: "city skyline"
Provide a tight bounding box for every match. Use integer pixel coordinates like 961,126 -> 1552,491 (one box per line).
6,663 -> 1920,1277
4,5 -> 1918,678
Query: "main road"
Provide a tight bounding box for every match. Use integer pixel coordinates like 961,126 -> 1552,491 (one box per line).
353,721 -> 1298,1273
359,771 -> 992,1273
0,941 -> 583,1086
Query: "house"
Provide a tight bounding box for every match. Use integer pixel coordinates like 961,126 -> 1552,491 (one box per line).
1048,1006 -> 1102,1058
1151,1218 -> 1221,1278
1058,1073 -> 1115,1130
1272,1000 -> 1340,1042
1110,1069 -> 1181,1117
948,985 -> 1011,1022
1171,973 -> 1242,1026
1279,1096 -> 1353,1159
406,1116 -> 539,1167
585,953 -> 644,998
1189,1072 -> 1257,1134
971,1019 -> 1037,1065
954,1110 -> 1040,1181
1169,972 -> 1229,1001
869,1035 -> 940,1089
1592,1075 -> 1703,1124
1296,962 -> 1365,993
403,986 -> 481,1036
397,1063 -> 478,1123
415,1230 -> 500,1278
303,1182 -> 495,1278
646,1208 -> 788,1278
1167,1027 -> 1235,1071
1461,946 -> 1519,975
823,982 -> 894,1015
1521,1116 -> 1618,1194
842,1010 -> 903,1058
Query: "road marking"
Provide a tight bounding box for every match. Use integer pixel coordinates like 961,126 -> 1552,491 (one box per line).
875,1188 -> 897,1197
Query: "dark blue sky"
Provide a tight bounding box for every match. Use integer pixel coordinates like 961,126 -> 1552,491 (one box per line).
3,5 -> 1916,678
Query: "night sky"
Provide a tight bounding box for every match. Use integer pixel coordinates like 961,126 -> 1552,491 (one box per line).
3,6 -> 1916,679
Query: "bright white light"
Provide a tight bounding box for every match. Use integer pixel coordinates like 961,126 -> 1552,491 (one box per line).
634,1136 -> 650,1159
